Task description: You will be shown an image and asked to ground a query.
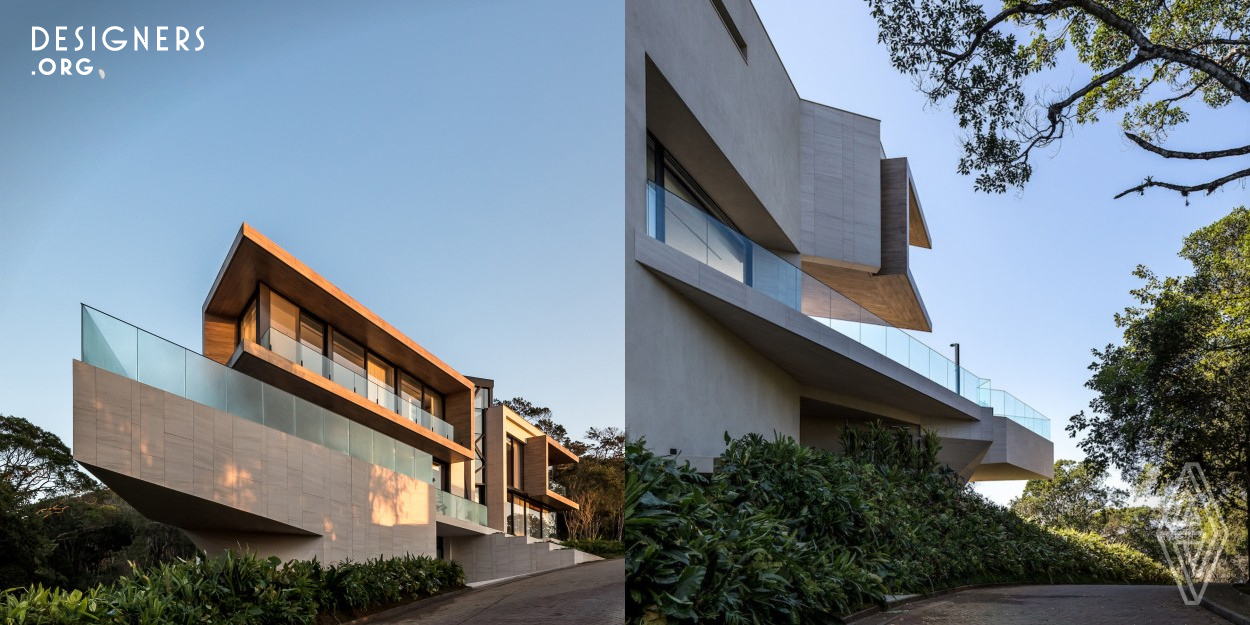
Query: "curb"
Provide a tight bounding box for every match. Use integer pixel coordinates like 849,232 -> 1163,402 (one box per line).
1201,595 -> 1250,625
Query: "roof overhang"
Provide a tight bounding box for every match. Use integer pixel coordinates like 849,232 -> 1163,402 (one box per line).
203,224 -> 473,397
801,261 -> 932,331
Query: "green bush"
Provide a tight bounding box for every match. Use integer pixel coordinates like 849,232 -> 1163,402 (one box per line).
559,538 -> 627,559
0,551 -> 464,625
626,427 -> 1172,624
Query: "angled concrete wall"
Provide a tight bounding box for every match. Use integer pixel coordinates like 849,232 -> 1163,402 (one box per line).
73,360 -> 437,563
799,101 -> 884,272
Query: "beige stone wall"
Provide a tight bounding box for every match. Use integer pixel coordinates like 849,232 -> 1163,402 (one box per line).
72,360 -> 437,563
444,534 -> 600,582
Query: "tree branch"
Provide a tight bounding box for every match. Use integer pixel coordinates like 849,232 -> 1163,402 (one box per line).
1115,167 -> 1250,199
1126,133 -> 1250,160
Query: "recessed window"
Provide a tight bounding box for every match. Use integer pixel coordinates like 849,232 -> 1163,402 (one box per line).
709,0 -> 747,61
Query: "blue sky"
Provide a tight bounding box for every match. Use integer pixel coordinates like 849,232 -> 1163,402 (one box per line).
755,0 -> 1250,504
0,1 -> 624,449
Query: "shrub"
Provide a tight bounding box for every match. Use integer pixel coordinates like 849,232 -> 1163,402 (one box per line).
559,539 -> 626,559
626,427 -> 1173,624
0,551 -> 464,625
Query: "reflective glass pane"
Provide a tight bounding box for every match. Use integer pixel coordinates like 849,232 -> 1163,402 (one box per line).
751,246 -> 801,309
269,291 -> 299,338
226,369 -> 263,423
185,352 -> 228,411
323,412 -> 349,454
137,331 -> 186,397
262,387 -> 295,435
82,307 -> 137,379
706,218 -> 746,281
394,442 -> 416,478
412,448 -> 433,483
294,398 -> 323,445
349,420 -> 372,462
664,190 -> 709,263
373,431 -> 395,471
299,312 -> 325,355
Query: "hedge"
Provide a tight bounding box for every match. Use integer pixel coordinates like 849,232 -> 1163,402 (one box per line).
0,551 -> 464,624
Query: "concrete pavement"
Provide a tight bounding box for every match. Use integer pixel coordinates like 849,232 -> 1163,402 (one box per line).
852,585 -> 1230,624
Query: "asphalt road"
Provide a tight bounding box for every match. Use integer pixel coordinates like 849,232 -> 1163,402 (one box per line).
366,559 -> 624,625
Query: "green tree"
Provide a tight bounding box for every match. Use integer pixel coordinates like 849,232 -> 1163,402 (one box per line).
1,414 -> 94,507
496,397 -> 588,455
864,0 -> 1249,200
1070,207 -> 1250,562
1011,459 -> 1127,532
0,414 -> 96,588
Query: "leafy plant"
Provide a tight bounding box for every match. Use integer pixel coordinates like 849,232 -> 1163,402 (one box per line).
0,551 -> 465,625
626,425 -> 1172,624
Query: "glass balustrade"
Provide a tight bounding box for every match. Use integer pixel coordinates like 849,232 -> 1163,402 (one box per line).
81,305 -> 438,484
646,182 -> 1051,439
435,489 -> 489,526
258,327 -> 455,441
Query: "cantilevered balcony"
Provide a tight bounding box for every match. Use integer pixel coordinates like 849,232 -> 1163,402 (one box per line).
645,182 -> 1050,439
80,305 -> 492,528
259,327 -> 456,440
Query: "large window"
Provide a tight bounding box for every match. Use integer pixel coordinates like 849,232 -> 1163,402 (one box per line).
239,299 -> 258,344
432,458 -> 449,492
270,292 -> 299,340
506,436 -> 524,490
247,285 -> 452,435
647,135 -> 737,229
332,331 -> 366,377
299,312 -> 325,354
399,375 -> 445,419
505,493 -> 557,539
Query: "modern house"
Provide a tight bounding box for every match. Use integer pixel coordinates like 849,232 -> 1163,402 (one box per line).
625,0 -> 1053,481
72,225 -> 597,582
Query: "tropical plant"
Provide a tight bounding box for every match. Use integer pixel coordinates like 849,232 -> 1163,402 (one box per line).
626,426 -> 1172,624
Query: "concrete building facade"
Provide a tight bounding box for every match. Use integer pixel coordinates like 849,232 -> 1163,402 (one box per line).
625,0 -> 1053,480
73,225 -> 597,582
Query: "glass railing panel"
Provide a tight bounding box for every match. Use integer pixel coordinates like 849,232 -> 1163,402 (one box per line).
751,245 -> 801,309
258,327 -> 455,441
662,189 -> 712,266
373,432 -> 395,472
348,420 -> 373,463
137,331 -> 186,397
295,397 -> 323,445
643,184 -> 1053,440
435,489 -> 489,526
226,368 -> 263,424
82,306 -> 138,379
394,442 -> 416,479
885,327 -> 910,368
79,306 -> 465,489
185,354 -> 228,412
860,322 -> 887,355
323,411 -> 350,454
706,216 -> 747,281
262,386 -> 296,435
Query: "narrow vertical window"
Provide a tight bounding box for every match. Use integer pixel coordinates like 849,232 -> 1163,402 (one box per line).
239,299 -> 257,345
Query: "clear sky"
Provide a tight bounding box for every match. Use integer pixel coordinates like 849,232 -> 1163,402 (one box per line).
0,2 -> 624,450
754,0 -> 1250,505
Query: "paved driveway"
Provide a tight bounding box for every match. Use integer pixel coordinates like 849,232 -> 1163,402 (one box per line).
854,585 -> 1229,625
367,559 -> 624,625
